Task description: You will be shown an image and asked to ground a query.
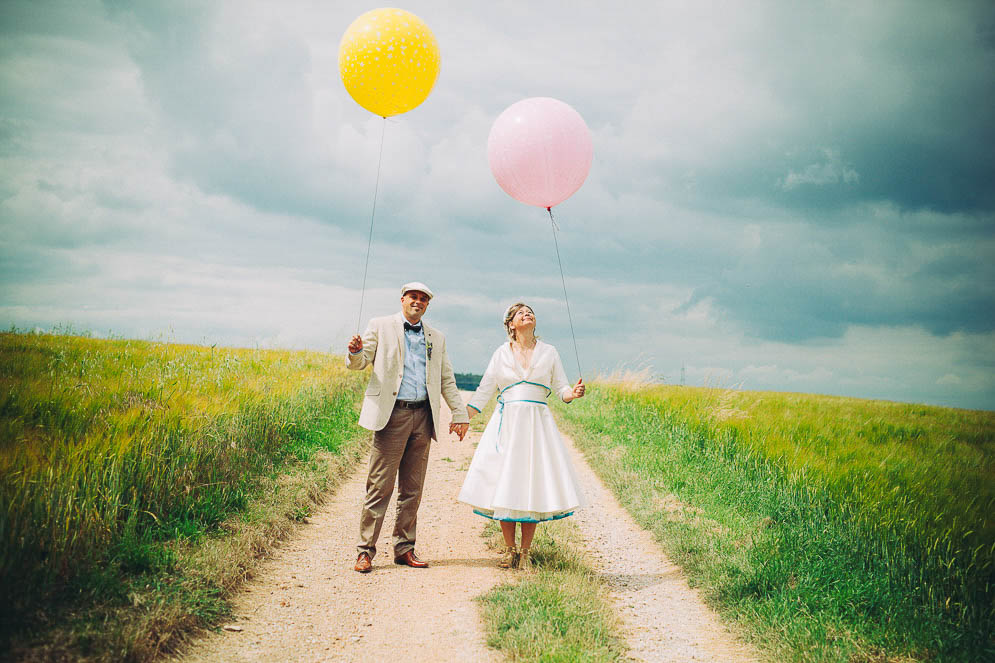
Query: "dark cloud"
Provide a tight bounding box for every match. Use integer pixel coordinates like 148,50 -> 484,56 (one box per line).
0,243 -> 99,296
100,1 -> 358,224
676,217 -> 995,342
845,127 -> 995,215
594,2 -> 995,219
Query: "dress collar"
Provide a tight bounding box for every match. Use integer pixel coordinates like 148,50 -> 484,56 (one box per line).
508,339 -> 541,376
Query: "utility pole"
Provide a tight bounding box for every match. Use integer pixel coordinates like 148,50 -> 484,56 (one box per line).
680,362 -> 686,387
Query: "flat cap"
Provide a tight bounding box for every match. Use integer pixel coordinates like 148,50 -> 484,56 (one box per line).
401,281 -> 434,300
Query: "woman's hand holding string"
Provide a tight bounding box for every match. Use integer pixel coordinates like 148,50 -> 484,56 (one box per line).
563,378 -> 585,403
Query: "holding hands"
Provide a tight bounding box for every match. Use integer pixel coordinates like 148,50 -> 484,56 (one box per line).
349,328 -> 467,440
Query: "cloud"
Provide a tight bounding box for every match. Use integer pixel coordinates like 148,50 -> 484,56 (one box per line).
779,149 -> 859,190
674,201 -> 995,342
2,0 -> 994,411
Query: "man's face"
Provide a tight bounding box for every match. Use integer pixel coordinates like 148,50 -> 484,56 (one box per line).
401,290 -> 430,323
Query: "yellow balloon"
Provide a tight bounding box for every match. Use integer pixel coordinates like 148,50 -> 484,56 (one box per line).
338,8 -> 441,117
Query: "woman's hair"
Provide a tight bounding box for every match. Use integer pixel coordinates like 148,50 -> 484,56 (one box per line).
503,302 -> 537,341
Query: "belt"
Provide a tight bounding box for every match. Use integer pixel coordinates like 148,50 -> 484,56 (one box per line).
494,381 -> 552,451
395,399 -> 428,410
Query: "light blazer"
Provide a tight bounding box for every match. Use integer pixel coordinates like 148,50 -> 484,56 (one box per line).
346,312 -> 469,439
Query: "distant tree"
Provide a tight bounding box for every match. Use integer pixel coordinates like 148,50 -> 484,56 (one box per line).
454,372 -> 482,390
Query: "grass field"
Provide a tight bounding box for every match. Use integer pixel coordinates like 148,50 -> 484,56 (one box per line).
6,330 -> 993,662
0,330 -> 368,660
555,377 -> 995,662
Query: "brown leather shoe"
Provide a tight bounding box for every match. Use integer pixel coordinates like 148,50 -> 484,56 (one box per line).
393,550 -> 428,568
354,552 -> 372,573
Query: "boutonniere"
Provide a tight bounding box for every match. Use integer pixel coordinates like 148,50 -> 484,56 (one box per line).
426,339 -> 433,360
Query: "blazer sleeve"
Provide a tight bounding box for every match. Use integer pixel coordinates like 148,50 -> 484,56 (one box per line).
439,335 -> 469,424
550,346 -> 573,401
346,321 -> 379,370
466,348 -> 501,414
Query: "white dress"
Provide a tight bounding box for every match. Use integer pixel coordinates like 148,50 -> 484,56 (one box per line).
457,341 -> 587,522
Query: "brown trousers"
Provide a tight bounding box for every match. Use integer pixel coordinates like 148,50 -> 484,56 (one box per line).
357,403 -> 433,559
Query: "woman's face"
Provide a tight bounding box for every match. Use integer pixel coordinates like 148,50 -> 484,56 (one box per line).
510,306 -> 535,332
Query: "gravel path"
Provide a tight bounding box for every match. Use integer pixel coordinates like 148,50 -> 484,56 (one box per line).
564,439 -> 761,662
173,398 -> 503,663
174,395 -> 760,662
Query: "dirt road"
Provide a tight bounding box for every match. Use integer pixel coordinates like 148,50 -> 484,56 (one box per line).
175,396 -> 759,662
565,441 -> 760,662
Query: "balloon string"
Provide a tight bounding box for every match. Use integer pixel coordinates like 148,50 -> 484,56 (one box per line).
357,117 -> 387,334
547,206 -> 582,380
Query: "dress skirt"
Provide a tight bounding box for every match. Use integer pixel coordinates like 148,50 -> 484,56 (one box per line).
457,396 -> 586,523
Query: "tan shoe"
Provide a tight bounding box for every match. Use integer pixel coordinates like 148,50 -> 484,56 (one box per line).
354,552 -> 372,573
518,547 -> 532,571
393,550 -> 428,568
497,545 -> 519,568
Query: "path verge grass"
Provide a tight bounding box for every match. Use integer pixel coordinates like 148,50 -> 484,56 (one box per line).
466,397 -> 626,662
476,518 -> 628,662
0,331 -> 368,661
555,378 -> 995,662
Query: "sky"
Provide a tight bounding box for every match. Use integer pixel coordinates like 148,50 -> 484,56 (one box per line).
1,1 -> 994,410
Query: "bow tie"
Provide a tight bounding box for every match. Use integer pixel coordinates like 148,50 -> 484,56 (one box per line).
403,322 -> 423,333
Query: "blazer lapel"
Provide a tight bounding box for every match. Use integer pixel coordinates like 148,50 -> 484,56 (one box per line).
393,312 -> 405,364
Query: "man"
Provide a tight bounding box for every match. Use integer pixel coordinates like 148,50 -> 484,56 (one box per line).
346,282 -> 470,573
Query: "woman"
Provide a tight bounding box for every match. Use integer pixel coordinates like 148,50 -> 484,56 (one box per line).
457,302 -> 587,569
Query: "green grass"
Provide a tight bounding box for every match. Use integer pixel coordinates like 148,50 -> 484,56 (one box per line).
469,392 -> 626,662
477,520 -> 628,662
0,330 -> 368,660
555,380 -> 995,662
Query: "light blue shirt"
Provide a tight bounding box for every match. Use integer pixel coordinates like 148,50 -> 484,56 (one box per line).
397,323 -> 428,401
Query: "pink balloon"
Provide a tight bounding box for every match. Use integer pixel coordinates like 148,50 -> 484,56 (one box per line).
487,97 -> 593,209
